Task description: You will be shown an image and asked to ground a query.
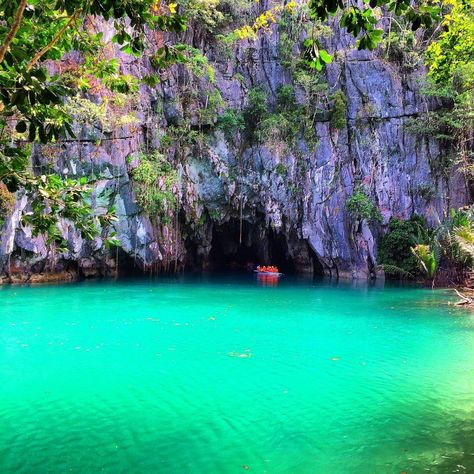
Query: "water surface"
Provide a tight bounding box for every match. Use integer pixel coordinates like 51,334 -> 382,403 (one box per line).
1,276 -> 474,473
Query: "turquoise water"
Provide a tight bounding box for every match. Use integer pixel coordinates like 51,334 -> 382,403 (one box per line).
1,276 -> 474,473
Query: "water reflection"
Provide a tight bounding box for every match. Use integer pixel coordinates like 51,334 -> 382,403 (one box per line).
256,273 -> 280,287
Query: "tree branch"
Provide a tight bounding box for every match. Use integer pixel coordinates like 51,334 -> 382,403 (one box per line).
26,9 -> 81,71
0,0 -> 28,64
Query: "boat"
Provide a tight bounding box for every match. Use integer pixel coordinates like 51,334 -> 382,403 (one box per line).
254,265 -> 283,276
254,270 -> 283,276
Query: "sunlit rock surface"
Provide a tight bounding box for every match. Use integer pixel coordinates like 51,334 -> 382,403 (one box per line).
1,15 -> 468,280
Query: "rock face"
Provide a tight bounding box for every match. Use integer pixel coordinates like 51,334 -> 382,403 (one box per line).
0,12 -> 469,281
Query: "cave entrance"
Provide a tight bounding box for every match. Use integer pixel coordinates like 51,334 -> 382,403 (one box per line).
207,219 -> 297,273
208,220 -> 261,272
266,228 -> 297,274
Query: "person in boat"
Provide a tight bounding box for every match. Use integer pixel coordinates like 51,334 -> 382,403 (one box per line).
257,265 -> 279,273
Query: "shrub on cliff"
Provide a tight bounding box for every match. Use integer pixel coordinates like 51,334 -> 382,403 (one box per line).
217,109 -> 245,140
346,187 -> 382,224
243,87 -> 269,141
330,91 -> 348,129
131,151 -> 178,220
378,216 -> 427,278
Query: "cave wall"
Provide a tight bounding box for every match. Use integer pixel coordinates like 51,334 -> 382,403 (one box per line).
0,9 -> 469,281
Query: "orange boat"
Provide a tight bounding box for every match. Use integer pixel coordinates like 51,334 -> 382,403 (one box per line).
255,265 -> 283,276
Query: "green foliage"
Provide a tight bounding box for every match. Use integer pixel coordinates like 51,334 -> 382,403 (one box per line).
278,4 -> 332,71
425,0 -> 474,88
339,7 -> 383,51
455,226 -> 474,263
256,86 -> 299,148
411,244 -> 437,279
0,181 -> 15,228
248,85 -> 319,152
0,0 -> 456,254
436,206 -> 474,270
308,0 -> 440,58
289,183 -> 301,196
294,69 -> 328,147
330,91 -> 348,129
207,207 -> 221,221
404,79 -> 471,177
179,0 -> 225,31
164,122 -> 206,149
154,44 -> 221,144
257,113 -> 295,147
378,215 -> 427,277
414,184 -> 437,201
153,44 -> 216,83
278,27 -> 294,69
279,30 -> 296,70
0,0 -> 185,141
243,87 -> 269,141
131,151 -> 178,218
0,0 -> 186,245
245,87 -> 268,122
405,108 -> 464,142
381,21 -> 422,71
346,187 -> 382,223
275,163 -> 287,176
227,0 -> 441,71
302,37 -> 333,72
179,0 -> 253,32
198,88 -> 224,125
420,0 -> 474,180
276,85 -> 297,110
64,96 -> 108,129
294,69 -> 329,103
21,174 -> 118,250
217,109 -> 245,140
303,0 -> 390,69
379,209 -> 474,282
217,0 -> 254,24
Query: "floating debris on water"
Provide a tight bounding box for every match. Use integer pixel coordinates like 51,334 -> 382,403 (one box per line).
228,352 -> 252,358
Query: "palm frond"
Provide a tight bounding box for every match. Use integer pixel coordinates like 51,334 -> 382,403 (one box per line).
411,244 -> 437,278
378,264 -> 414,279
455,226 -> 474,260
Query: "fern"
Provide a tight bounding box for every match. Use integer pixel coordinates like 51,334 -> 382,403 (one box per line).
378,264 -> 414,279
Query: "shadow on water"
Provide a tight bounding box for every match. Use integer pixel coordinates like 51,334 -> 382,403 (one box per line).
435,411 -> 474,473
0,270 -> 439,293
415,409 -> 474,473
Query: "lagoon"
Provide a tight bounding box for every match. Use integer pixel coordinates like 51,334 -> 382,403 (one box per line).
1,276 -> 474,473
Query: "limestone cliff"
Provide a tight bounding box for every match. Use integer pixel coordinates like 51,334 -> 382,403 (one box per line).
0,8 -> 469,281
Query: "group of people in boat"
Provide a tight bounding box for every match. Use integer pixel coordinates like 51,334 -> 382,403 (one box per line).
256,265 -> 279,274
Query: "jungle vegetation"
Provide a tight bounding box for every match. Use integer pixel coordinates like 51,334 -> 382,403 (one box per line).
0,0 -> 473,281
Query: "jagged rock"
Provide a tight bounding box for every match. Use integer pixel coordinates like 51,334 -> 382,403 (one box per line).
0,16 -> 469,281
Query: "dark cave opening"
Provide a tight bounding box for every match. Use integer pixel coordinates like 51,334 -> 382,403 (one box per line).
206,219 -> 323,275
113,248 -> 146,277
208,219 -> 266,272
266,228 -> 298,274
